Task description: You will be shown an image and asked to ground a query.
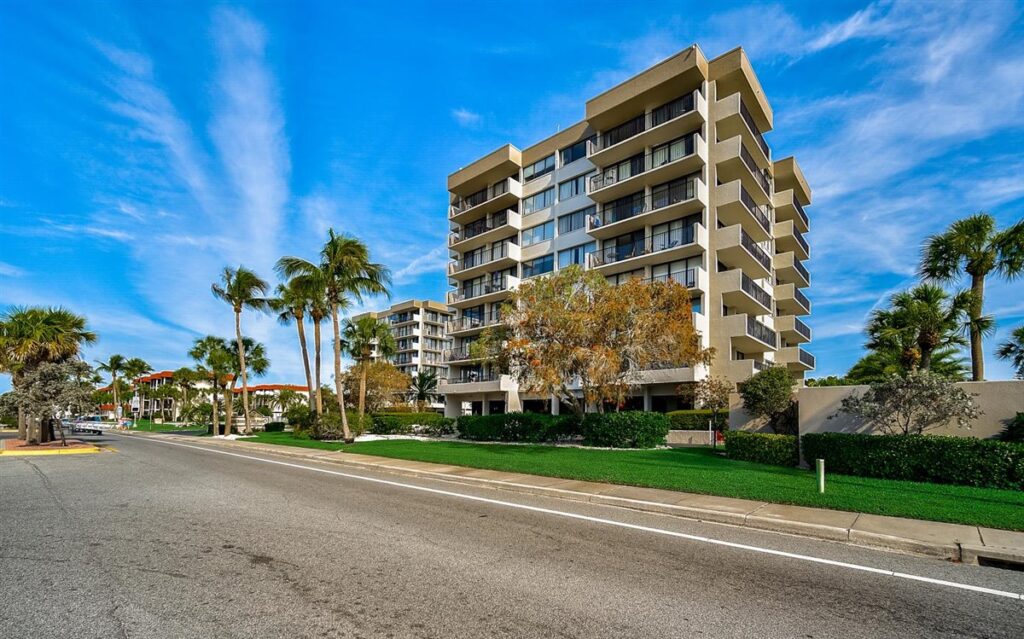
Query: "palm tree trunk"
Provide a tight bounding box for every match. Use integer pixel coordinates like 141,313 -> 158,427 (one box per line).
969,274 -> 985,381
210,386 -> 219,436
358,360 -> 367,418
17,405 -> 26,440
234,310 -> 252,434
313,320 -> 323,417
225,381 -> 236,435
331,303 -> 352,441
296,317 -> 314,409
112,374 -> 120,422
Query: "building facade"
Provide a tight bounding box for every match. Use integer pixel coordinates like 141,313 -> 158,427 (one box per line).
442,45 -> 813,417
352,300 -> 454,379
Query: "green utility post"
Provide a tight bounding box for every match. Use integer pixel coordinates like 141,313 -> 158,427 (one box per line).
816,458 -> 825,494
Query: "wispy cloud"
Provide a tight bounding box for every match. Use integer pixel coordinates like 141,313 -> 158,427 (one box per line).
451,107 -> 481,128
0,261 -> 25,277
393,245 -> 448,283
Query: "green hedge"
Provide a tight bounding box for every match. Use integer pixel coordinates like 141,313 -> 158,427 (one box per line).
263,421 -> 286,433
999,413 -> 1024,443
666,409 -> 727,430
370,412 -> 455,436
581,411 -> 670,448
457,413 -> 579,443
724,431 -> 799,467
802,433 -> 1024,490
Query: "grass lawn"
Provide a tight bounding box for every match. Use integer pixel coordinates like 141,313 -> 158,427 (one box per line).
131,419 -> 205,433
248,432 -> 1024,531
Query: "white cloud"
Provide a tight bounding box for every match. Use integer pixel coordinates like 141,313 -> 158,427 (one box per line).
451,108 -> 481,127
0,261 -> 25,277
393,245 -> 448,283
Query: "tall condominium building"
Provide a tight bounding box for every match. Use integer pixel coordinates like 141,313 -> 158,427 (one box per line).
351,300 -> 454,379
442,45 -> 813,417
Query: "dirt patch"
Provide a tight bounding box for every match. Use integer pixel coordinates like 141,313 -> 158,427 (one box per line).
1,438 -> 97,451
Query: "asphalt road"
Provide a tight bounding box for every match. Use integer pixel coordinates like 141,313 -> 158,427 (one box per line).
2,433 -> 1022,639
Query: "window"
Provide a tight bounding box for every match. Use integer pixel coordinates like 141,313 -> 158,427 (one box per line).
522,220 -> 554,246
558,205 -> 593,235
560,137 -> 593,166
606,269 -> 644,285
557,242 -> 596,268
558,174 -> 589,201
523,187 -> 554,214
651,256 -> 701,287
523,155 -> 555,182
522,254 -> 554,278
651,133 -> 696,168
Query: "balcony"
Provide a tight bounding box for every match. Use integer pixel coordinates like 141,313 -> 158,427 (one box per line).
714,92 -> 771,167
774,251 -> 810,287
443,345 -> 490,364
774,219 -> 810,261
439,370 -> 515,395
447,311 -> 503,336
588,133 -> 707,203
724,313 -> 777,352
587,90 -> 708,167
725,358 -> 771,382
773,189 -> 809,233
777,346 -> 815,371
389,314 -> 419,326
589,224 -> 708,276
647,267 -> 710,295
449,210 -> 522,252
448,241 -> 520,280
719,269 -> 773,315
448,275 -> 520,308
776,315 -> 811,344
714,224 -> 772,279
715,136 -> 772,204
775,283 -> 811,316
449,177 -> 522,225
586,177 -> 708,240
715,179 -> 772,241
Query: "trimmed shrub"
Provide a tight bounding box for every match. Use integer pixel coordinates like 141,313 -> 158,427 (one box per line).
801,432 -> 1024,490
998,413 -> 1024,443
580,411 -> 670,448
457,412 -> 579,443
370,412 -> 454,436
263,421 -> 286,433
666,409 -> 725,431
724,431 -> 799,467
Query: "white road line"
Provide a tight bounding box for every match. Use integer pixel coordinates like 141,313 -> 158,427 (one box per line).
130,436 -> 1024,602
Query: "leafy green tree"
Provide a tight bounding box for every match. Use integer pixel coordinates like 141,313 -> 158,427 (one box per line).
343,316 -> 397,418
212,266 -> 270,434
189,336 -> 233,435
172,367 -> 202,421
10,360 -> 96,444
836,371 -> 981,435
224,338 -> 269,433
410,369 -> 439,412
738,366 -> 796,434
690,376 -> 733,432
920,213 -> 1024,380
996,325 -> 1024,379
866,284 -> 967,372
122,357 -> 151,421
96,354 -> 127,419
268,280 -> 315,408
804,376 -> 849,387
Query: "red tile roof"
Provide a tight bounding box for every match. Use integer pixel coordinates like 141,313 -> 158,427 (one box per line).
231,384 -> 309,394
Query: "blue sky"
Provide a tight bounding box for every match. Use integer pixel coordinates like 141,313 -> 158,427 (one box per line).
2,0 -> 1023,391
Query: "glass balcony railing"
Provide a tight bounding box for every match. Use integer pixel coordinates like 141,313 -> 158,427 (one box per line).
589,225 -> 699,268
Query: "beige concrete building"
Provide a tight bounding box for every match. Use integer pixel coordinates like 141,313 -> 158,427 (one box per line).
442,45 -> 813,417
352,300 -> 454,379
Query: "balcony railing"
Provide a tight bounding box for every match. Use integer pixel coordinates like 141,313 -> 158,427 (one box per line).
794,257 -> 810,284
589,176 -> 700,229
739,186 -> 772,235
451,277 -> 513,303
589,91 -> 697,154
648,268 -> 697,288
589,133 -> 700,193
452,241 -> 514,273
741,273 -> 772,310
450,210 -> 511,245
450,177 -> 516,217
798,348 -> 815,368
794,318 -> 811,340
443,346 -> 478,363
753,359 -> 770,372
739,144 -> 772,196
589,225 -> 699,268
444,370 -> 500,384
795,288 -> 811,312
792,225 -> 810,255
447,312 -> 502,333
792,198 -> 809,229
740,228 -> 772,272
747,316 -> 778,348
739,100 -> 770,160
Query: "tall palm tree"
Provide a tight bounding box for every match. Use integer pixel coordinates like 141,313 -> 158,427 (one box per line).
172,367 -> 201,422
96,354 -> 127,420
278,230 -> 390,441
189,336 -> 233,435
268,280 -> 314,409
920,213 -> 1024,380
865,284 -> 967,372
212,266 -> 270,434
343,316 -> 397,418
122,357 -> 151,423
846,348 -> 968,385
410,369 -> 439,412
996,326 -> 1024,379
225,338 -> 270,434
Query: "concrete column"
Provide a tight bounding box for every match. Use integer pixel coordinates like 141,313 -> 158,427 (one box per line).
444,397 -> 461,419
506,391 -> 522,413
482,396 -> 490,416
550,394 -> 560,416
643,387 -> 652,412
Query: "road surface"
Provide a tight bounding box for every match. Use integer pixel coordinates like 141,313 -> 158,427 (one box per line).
2,432 -> 1022,638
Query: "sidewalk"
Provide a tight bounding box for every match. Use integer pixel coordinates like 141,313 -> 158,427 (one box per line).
128,432 -> 1024,566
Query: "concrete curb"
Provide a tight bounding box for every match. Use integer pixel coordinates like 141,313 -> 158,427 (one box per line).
122,432 -> 1024,566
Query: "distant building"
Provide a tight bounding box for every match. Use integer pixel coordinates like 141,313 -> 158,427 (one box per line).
351,299 -> 455,379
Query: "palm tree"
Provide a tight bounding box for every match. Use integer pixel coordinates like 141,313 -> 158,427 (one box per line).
410,369 -> 439,412
225,338 -> 269,433
846,348 -> 968,385
212,266 -> 270,434
0,306 -> 98,442
268,280 -> 314,409
278,230 -> 390,441
865,284 -> 967,372
122,357 -> 151,423
343,316 -> 397,418
920,213 -> 1024,380
996,326 -> 1024,379
172,367 -> 201,422
189,336 -> 232,435
96,354 -> 127,420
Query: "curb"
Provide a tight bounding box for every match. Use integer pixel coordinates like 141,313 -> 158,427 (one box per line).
0,446 -> 102,456
123,432 -> 1024,566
